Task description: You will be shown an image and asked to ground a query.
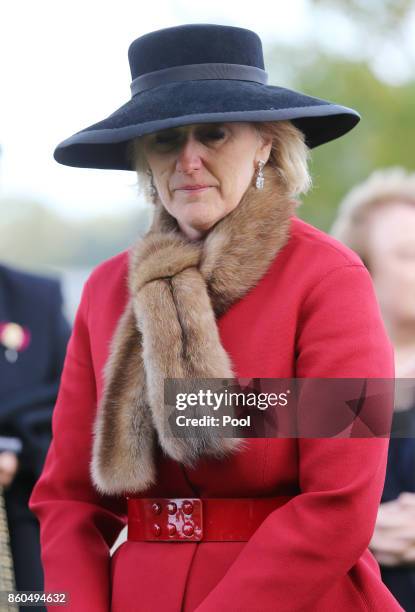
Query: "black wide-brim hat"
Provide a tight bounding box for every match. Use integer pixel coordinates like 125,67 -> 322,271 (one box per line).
54,24 -> 360,171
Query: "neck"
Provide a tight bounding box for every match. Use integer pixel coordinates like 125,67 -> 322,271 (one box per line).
381,312 -> 415,378
177,221 -> 208,242
382,314 -> 415,350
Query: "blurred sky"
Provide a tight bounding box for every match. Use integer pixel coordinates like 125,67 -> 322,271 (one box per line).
1,0 -> 414,220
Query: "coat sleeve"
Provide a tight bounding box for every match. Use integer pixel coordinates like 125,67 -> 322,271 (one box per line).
28,278 -> 127,612
195,264 -> 396,612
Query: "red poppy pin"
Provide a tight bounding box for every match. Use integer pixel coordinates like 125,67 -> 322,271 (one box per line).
0,322 -> 31,363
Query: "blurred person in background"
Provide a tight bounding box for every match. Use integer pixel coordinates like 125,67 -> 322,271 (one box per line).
331,167 -> 415,612
0,261 -> 70,608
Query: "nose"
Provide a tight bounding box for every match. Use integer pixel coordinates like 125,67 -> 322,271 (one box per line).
176,134 -> 203,173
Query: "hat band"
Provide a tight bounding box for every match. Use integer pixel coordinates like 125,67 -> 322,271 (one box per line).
130,62 -> 268,96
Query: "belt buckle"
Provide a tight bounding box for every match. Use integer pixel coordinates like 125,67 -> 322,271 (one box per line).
143,497 -> 203,542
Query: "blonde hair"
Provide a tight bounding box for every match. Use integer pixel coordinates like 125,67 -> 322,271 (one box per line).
254,120 -> 312,198
330,167 -> 415,269
126,120 -> 312,203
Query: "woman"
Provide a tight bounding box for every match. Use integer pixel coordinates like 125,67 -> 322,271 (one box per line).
29,24 -> 402,611
331,167 -> 415,611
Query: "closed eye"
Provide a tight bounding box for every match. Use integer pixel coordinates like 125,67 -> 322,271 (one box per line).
149,125 -> 227,149
155,131 -> 180,145
197,127 -> 226,142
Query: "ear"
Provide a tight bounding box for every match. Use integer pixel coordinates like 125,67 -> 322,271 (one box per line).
256,135 -> 272,165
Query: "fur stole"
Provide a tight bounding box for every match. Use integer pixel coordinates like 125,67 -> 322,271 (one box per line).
91,167 -> 295,495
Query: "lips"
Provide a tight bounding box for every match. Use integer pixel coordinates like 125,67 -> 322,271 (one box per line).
177,185 -> 211,190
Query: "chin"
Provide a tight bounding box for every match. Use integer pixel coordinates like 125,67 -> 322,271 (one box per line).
187,222 -> 215,235
185,212 -> 218,230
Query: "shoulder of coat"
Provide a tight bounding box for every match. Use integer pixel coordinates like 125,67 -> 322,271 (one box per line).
289,215 -> 364,268
87,249 -> 130,289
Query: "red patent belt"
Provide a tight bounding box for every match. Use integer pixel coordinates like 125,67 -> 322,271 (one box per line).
126,496 -> 292,542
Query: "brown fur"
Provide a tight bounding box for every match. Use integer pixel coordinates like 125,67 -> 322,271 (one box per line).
91,166 -> 295,494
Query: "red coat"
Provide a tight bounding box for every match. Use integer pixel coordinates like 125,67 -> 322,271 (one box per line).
29,214 -> 402,611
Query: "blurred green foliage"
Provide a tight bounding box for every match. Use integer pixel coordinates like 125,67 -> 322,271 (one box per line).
311,0 -> 413,33
266,44 -> 415,230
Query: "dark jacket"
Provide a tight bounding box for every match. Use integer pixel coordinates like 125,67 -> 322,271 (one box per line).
0,263 -> 71,516
381,406 -> 415,612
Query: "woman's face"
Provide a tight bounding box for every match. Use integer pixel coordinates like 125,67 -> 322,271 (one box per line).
138,122 -> 272,240
367,201 -> 415,324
